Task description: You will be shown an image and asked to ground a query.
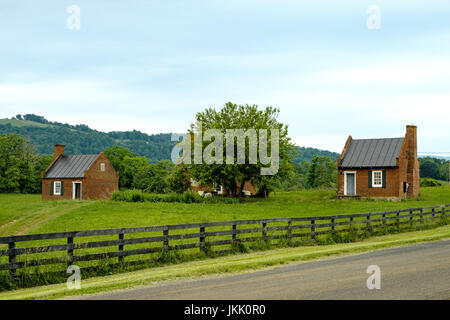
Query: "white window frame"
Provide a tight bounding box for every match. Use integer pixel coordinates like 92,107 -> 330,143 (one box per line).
54,181 -> 62,196
344,171 -> 357,196
372,171 -> 383,188
100,163 -> 105,172
72,181 -> 82,200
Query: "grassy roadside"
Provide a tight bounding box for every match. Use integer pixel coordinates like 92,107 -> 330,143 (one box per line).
1,224 -> 449,300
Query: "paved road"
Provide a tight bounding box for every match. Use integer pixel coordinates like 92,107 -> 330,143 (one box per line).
78,240 -> 450,300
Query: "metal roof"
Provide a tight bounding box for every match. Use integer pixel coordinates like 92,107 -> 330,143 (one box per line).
339,137 -> 404,168
44,154 -> 98,178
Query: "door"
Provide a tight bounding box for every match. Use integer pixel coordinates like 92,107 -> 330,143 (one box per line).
73,182 -> 82,200
345,173 -> 356,195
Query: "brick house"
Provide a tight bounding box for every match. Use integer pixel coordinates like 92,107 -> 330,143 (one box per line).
337,125 -> 420,199
42,145 -> 119,200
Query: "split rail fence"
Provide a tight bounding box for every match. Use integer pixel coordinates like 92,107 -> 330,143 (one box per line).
0,204 -> 448,279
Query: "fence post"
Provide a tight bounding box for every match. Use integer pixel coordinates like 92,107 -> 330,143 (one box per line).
232,224 -> 237,242
409,210 -> 413,228
311,219 -> 315,240
200,226 -> 206,253
118,233 -> 124,263
163,228 -> 169,251
420,208 -> 424,225
432,208 -> 436,222
331,218 -> 335,233
287,220 -> 292,239
396,211 -> 400,229
366,215 -> 371,232
67,236 -> 74,266
382,214 -> 386,227
8,241 -> 16,281
262,222 -> 267,241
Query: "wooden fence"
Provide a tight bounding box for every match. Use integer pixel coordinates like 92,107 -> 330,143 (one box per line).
0,204 -> 448,279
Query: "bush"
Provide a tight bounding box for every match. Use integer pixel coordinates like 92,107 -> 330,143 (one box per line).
112,190 -> 242,204
112,189 -> 144,202
420,178 -> 442,187
167,165 -> 191,194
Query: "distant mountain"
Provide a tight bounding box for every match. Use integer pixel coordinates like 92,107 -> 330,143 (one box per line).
419,155 -> 450,161
0,114 -> 340,164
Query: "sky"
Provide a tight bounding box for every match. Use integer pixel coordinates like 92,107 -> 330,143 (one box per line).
0,0 -> 450,153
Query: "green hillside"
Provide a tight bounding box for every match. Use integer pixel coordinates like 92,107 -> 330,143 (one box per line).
293,146 -> 339,163
0,119 -> 51,128
0,114 -> 340,163
0,116 -> 176,163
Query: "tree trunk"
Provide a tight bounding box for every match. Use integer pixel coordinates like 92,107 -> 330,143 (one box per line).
238,181 -> 245,197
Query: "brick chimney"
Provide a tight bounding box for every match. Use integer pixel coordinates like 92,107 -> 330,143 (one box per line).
405,125 -> 420,197
54,144 -> 65,160
406,125 -> 417,171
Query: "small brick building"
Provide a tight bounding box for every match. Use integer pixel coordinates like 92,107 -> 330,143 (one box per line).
42,145 -> 119,200
190,179 -> 257,196
337,125 -> 420,199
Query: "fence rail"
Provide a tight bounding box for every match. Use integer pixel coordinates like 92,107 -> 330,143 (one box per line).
0,204 -> 448,279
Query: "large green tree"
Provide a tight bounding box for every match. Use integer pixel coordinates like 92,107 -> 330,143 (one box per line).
185,102 -> 292,197
133,160 -> 174,193
306,155 -> 337,189
0,133 -> 51,193
420,159 -> 441,180
167,164 -> 191,194
104,146 -> 137,189
440,161 -> 449,182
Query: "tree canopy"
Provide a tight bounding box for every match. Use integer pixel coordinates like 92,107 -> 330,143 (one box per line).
0,133 -> 53,193
185,102 -> 293,197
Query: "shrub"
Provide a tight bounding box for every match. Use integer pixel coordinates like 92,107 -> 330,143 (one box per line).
420,178 -> 442,187
112,189 -> 144,202
112,190 -> 243,204
167,165 -> 191,194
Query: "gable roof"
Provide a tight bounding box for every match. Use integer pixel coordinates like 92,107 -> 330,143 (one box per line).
339,137 -> 404,168
44,154 -> 98,178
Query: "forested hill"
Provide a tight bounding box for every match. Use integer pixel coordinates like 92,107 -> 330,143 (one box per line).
0,115 -> 176,163
0,114 -> 340,163
293,147 -> 339,163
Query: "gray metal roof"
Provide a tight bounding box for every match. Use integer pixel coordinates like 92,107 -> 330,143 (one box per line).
339,138 -> 404,168
44,154 -> 98,178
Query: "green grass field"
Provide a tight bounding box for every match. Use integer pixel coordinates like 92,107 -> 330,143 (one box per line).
1,187 -> 449,237
0,187 -> 449,292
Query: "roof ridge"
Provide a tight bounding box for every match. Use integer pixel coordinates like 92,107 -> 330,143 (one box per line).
62,154 -> 100,156
352,137 -> 404,141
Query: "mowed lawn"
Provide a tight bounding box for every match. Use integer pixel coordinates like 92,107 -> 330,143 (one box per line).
1,187 -> 449,237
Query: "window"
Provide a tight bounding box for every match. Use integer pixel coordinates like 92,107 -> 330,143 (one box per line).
100,163 -> 105,171
54,181 -> 62,195
372,171 -> 383,187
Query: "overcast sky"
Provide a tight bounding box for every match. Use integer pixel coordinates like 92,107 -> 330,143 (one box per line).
1,0 -> 449,153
